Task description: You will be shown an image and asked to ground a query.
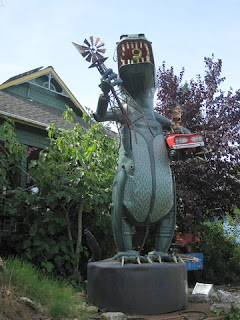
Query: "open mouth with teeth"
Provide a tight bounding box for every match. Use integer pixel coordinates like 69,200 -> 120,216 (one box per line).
117,39 -> 154,69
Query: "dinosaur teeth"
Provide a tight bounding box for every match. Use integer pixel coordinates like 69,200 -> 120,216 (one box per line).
144,42 -> 150,53
118,40 -> 152,66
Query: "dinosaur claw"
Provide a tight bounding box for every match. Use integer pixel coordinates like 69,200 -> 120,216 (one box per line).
158,256 -> 162,263
121,257 -> 124,266
178,256 -> 184,263
147,256 -> 153,264
136,257 -> 141,265
173,256 -> 178,263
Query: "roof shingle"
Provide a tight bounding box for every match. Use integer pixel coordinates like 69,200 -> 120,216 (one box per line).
0,90 -> 89,130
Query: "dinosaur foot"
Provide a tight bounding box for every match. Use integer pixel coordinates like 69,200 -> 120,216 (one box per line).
104,250 -> 148,265
104,250 -> 184,266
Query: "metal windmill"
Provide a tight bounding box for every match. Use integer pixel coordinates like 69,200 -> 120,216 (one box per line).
72,36 -> 108,75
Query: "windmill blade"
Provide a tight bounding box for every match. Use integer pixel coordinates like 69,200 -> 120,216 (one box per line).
90,36 -> 94,45
96,42 -> 105,48
95,52 -> 104,60
85,52 -> 93,62
95,37 -> 100,46
91,54 -> 98,63
81,50 -> 91,58
97,48 -> 106,54
84,38 -> 91,47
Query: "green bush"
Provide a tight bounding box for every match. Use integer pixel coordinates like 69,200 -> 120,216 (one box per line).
195,219 -> 240,284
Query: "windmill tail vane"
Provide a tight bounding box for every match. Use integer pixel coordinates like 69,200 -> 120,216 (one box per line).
72,36 -> 108,75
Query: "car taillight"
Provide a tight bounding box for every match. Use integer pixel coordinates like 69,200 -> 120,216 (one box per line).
191,136 -> 203,142
175,137 -> 189,144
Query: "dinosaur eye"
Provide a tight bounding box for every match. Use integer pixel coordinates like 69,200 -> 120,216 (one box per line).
130,165 -> 134,170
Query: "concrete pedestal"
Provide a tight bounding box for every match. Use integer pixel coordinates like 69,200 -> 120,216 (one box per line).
87,261 -> 188,315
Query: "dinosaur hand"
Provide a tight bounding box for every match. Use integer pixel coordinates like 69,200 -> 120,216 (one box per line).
99,68 -> 123,94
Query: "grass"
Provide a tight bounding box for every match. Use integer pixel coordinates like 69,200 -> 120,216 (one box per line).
1,256 -> 97,319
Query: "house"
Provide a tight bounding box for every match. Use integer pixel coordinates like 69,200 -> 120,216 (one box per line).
0,66 -> 89,185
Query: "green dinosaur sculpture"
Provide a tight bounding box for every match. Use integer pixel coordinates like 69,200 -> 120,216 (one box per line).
93,34 -> 191,264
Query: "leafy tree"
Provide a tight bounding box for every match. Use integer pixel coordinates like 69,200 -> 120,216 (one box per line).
0,117 -> 27,242
21,115 -> 118,279
1,114 -> 118,280
156,55 -> 240,231
0,118 -> 26,193
194,219 -> 240,284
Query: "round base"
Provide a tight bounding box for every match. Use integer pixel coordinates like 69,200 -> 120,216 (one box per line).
87,261 -> 188,315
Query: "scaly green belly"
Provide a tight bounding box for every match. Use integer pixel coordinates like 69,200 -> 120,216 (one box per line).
123,132 -> 173,223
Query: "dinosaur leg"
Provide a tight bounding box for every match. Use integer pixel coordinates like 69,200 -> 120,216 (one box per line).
155,175 -> 177,254
109,170 -> 146,264
147,206 -> 176,263
148,176 -> 177,262
155,205 -> 176,253
111,170 -> 132,252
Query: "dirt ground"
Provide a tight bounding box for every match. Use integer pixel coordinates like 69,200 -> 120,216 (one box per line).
126,302 -> 216,320
126,286 -> 240,320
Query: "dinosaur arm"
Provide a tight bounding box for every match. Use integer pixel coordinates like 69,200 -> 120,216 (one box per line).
93,94 -> 125,124
154,112 -> 174,130
154,112 -> 192,134
181,126 -> 191,134
93,93 -> 113,122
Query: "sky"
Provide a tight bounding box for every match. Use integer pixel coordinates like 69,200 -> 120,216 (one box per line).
1,0 -> 240,113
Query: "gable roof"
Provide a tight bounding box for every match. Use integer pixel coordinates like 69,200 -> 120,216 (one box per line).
0,90 -> 89,130
0,66 -> 85,114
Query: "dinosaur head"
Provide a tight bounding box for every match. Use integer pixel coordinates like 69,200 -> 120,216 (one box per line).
116,34 -> 156,98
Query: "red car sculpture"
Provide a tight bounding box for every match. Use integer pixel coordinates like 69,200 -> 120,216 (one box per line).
166,133 -> 206,161
166,133 -> 204,151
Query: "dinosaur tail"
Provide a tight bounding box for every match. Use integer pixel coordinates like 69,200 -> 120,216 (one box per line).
84,229 -> 102,262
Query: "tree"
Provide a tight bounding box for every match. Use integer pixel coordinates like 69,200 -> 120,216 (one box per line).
156,55 -> 240,231
1,113 -> 118,280
24,114 -> 118,278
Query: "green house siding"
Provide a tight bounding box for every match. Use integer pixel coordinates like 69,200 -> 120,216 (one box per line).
15,123 -> 48,149
4,83 -> 29,98
15,124 -> 49,187
4,85 -> 82,117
